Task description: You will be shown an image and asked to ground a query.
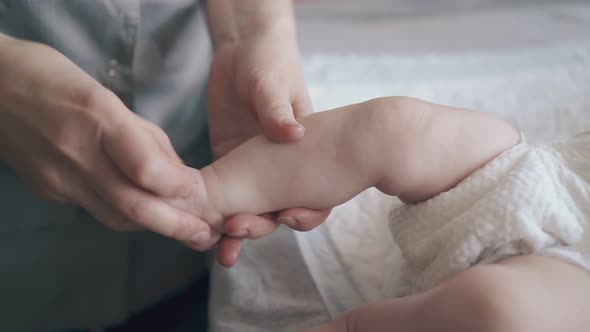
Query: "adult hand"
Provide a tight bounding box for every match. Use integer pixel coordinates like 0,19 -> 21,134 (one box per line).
0,35 -> 217,249
205,1 -> 331,266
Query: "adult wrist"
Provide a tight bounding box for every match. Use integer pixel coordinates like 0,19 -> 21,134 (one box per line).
235,2 -> 295,42
206,0 -> 296,50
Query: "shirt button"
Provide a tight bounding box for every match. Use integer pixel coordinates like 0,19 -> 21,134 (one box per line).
106,59 -> 120,78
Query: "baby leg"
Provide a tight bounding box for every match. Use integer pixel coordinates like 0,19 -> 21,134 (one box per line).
304,255 -> 590,332
418,255 -> 590,332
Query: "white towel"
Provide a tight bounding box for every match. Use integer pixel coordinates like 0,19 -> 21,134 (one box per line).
391,132 -> 590,294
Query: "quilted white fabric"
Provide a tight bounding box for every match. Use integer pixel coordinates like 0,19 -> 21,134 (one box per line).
391,134 -> 590,294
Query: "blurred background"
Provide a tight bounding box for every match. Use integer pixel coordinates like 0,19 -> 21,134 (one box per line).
287,0 -> 590,142
295,0 -> 590,54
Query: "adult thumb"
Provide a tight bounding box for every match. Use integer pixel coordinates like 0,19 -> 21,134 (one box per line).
250,75 -> 305,143
102,116 -> 194,198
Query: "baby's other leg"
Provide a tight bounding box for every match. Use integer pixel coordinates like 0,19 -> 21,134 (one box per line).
419,255 -> 590,332
303,255 -> 590,332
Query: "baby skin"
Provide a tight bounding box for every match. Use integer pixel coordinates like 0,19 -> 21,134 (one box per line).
173,97 -> 590,332
184,97 -> 519,232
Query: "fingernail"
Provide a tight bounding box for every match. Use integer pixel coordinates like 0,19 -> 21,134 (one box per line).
190,231 -> 210,244
280,116 -> 300,127
228,229 -> 248,238
278,217 -> 298,228
232,248 -> 240,260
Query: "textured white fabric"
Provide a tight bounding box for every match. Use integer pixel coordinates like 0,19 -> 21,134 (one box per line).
391,133 -> 590,293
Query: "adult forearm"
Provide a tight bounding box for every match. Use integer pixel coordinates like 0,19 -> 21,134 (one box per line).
204,0 -> 295,49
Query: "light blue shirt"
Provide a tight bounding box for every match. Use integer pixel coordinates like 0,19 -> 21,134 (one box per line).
0,1 -> 213,330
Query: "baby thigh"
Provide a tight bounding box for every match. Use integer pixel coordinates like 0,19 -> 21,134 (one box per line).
418,255 -> 590,332
303,255 -> 590,332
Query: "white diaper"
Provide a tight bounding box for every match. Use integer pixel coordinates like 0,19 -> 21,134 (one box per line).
391,132 -> 590,293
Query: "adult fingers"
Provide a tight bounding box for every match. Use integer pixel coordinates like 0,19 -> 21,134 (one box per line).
224,208 -> 331,239
216,236 -> 243,268
223,212 -> 278,239
102,118 -> 193,198
182,228 -> 222,252
140,118 -> 185,164
89,158 -> 213,247
249,71 -> 305,143
77,187 -> 144,232
277,208 -> 332,232
291,82 -> 315,118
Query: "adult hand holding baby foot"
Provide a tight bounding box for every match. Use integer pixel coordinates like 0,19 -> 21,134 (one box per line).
0,35 -> 216,248
205,5 -> 331,266
0,2 -> 329,268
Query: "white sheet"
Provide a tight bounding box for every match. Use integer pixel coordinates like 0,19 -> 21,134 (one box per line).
209,3 -> 590,331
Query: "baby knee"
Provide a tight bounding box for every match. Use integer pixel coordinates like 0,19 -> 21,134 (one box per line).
419,264 -> 537,332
